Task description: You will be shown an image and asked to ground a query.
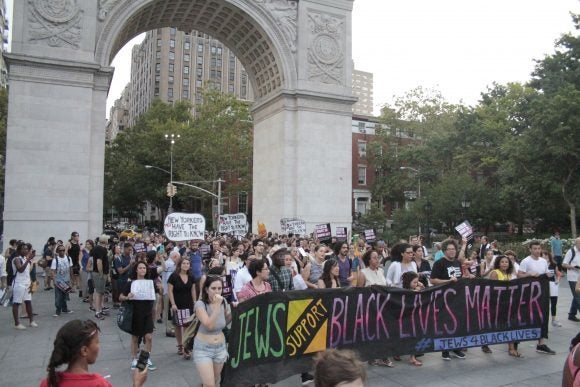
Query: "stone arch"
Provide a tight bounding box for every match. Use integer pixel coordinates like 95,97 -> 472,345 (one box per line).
95,0 -> 297,101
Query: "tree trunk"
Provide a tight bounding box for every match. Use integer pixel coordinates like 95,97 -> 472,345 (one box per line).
570,205 -> 577,239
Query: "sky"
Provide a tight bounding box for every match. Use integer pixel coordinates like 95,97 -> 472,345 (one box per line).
6,0 -> 579,117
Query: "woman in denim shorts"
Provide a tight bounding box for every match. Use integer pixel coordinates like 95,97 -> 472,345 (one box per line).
194,275 -> 231,387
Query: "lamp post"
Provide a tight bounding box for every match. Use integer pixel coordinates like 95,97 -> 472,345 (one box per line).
424,201 -> 432,247
461,192 -> 471,220
165,134 -> 180,213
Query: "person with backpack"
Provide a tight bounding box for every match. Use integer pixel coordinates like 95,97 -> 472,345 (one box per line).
51,244 -> 74,316
563,237 -> 580,322
11,242 -> 38,329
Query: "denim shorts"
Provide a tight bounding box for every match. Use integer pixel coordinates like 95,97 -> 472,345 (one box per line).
193,339 -> 228,364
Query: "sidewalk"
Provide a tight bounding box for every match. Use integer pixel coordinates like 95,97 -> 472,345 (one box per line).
0,279 -> 576,386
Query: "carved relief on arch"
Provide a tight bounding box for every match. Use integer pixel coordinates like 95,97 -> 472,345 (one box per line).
255,0 -> 297,52
98,0 -> 122,21
27,0 -> 83,49
307,11 -> 345,85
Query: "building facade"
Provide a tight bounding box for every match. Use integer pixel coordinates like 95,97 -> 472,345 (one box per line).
106,84 -> 130,144
0,0 -> 9,88
128,27 -> 253,127
352,69 -> 373,116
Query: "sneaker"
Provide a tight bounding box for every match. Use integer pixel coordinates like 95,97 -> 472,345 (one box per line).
102,306 -> 110,311
452,350 -> 466,359
95,312 -> 105,320
14,324 -> 26,330
30,321 -> 38,328
130,359 -> 138,370
53,313 -> 60,317
552,319 -> 562,327
441,351 -> 451,361
89,306 -> 96,312
64,310 -> 74,314
146,359 -> 157,371
301,372 -> 314,386
536,344 -> 556,355
568,316 -> 580,322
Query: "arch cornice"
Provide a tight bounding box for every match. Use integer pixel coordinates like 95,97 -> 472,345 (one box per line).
94,0 -> 298,100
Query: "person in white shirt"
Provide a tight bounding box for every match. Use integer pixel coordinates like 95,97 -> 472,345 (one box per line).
562,237 -> 580,322
233,254 -> 257,301
12,243 -> 37,330
518,241 -> 555,355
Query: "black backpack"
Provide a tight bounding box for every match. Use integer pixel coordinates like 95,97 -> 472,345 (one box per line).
6,254 -> 17,285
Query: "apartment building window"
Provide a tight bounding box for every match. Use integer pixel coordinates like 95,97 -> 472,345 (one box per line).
211,45 -> 216,54
197,68 -> 202,77
169,63 -> 174,73
184,54 -> 190,62
183,66 -> 189,74
217,47 -> 222,56
169,51 -> 175,60
238,191 -> 248,214
228,84 -> 234,93
157,39 -> 161,47
182,89 -> 189,98
170,39 -> 175,48
168,88 -> 173,98
168,76 -> 174,84
183,78 -> 189,86
358,166 -> 367,185
196,80 -> 202,87
197,43 -> 203,52
170,27 -> 176,35
358,141 -> 367,159
155,63 -> 161,72
154,87 -> 159,96
156,51 -> 161,59
184,41 -> 190,50
155,75 -> 160,82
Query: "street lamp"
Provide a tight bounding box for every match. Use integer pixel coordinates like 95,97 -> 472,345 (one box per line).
400,166 -> 421,198
424,201 -> 432,247
461,192 -> 471,220
165,133 -> 180,213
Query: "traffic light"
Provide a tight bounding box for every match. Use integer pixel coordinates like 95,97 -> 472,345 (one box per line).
172,184 -> 177,196
166,183 -> 174,197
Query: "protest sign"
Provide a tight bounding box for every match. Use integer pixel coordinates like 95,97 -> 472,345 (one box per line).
364,229 -> 376,242
315,223 -> 332,242
130,280 -> 156,301
219,213 -> 248,235
164,213 -> 206,241
335,227 -> 348,241
133,242 -> 146,254
280,218 -> 307,235
224,277 -> 549,386
455,221 -> 475,249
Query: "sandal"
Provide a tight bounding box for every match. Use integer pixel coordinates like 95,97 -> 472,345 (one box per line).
409,358 -> 423,366
177,345 -> 183,356
183,348 -> 191,360
508,349 -> 521,358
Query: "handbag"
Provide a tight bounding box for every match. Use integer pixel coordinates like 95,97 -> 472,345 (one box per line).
38,257 -> 47,269
56,281 -> 73,294
29,281 -> 39,293
117,302 -> 134,334
0,287 -> 12,307
182,314 -> 200,350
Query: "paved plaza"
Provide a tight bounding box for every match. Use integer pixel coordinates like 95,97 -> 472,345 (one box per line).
0,277 -> 577,387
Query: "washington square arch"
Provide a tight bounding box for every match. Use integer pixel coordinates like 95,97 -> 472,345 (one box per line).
3,0 -> 355,249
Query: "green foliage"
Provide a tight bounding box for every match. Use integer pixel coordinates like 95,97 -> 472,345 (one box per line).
105,90 -> 253,222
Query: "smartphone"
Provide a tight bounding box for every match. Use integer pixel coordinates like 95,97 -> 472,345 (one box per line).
136,349 -> 150,372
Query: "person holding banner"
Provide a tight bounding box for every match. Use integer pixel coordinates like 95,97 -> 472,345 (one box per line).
412,245 -> 432,288
119,261 -> 157,371
385,244 -> 417,288
168,258 -> 197,360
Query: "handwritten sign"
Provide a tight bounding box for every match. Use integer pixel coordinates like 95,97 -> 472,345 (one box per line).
164,213 -> 206,241
219,213 -> 248,235
224,277 -> 549,386
315,223 -> 332,242
280,218 -> 307,235
133,242 -> 146,253
455,221 -> 473,239
130,279 -> 156,301
335,227 -> 348,241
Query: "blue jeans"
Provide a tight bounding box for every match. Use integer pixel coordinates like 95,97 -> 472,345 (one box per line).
568,281 -> 580,317
54,287 -> 69,314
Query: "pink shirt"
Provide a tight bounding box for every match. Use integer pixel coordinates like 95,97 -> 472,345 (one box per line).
40,372 -> 112,387
237,281 -> 272,302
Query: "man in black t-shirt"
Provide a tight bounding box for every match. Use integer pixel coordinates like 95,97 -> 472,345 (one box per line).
92,235 -> 110,320
430,239 -> 465,361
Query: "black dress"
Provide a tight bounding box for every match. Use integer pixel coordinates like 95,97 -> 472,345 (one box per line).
121,280 -> 154,337
167,272 -> 195,313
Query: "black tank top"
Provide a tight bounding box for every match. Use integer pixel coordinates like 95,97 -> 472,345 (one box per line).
69,242 -> 81,264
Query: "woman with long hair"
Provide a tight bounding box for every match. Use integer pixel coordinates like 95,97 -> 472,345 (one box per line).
167,258 -> 197,360
194,275 -> 232,387
401,271 -> 424,366
302,245 -> 327,289
119,260 -> 157,371
318,259 -> 340,289
40,319 -> 147,387
542,250 -> 563,328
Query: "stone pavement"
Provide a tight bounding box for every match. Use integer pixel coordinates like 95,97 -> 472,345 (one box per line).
0,278 -> 577,387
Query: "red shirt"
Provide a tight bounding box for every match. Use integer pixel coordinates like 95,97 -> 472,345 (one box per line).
40,372 -> 112,387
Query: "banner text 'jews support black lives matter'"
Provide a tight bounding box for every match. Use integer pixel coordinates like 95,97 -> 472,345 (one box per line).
223,277 -> 549,386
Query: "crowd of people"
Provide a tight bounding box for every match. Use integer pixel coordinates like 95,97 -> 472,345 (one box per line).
0,230 -> 579,386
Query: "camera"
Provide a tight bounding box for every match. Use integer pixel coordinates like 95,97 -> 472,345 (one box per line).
136,349 -> 150,372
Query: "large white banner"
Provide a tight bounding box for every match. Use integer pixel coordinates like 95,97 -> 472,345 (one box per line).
164,212 -> 206,241
218,213 -> 248,235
